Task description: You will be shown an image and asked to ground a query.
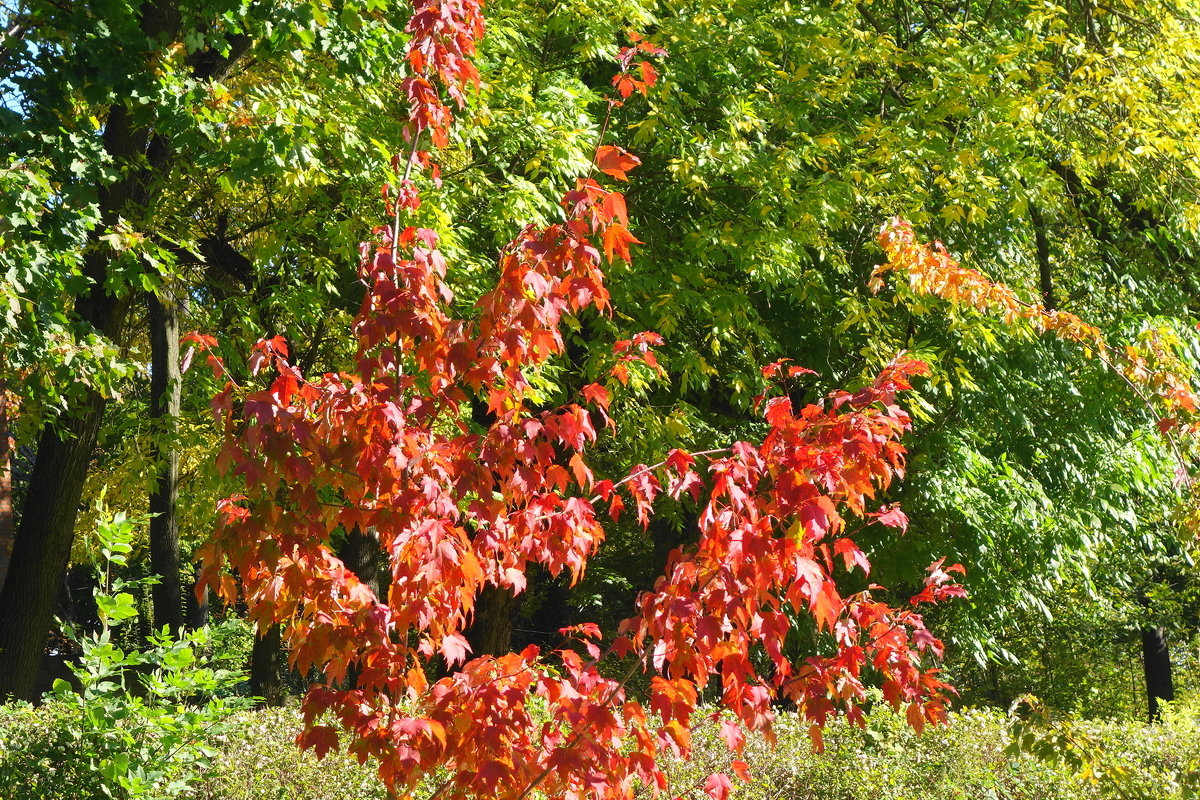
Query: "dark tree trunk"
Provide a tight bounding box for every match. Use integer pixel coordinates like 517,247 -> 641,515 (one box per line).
0,393 -> 109,700
336,527 -> 382,687
148,290 -> 183,634
465,586 -> 523,657
1142,626 -> 1174,722
186,563 -> 210,630
0,384 -> 12,594
1029,202 -> 1056,311
0,4 -> 251,701
250,623 -> 286,706
337,527 -> 381,588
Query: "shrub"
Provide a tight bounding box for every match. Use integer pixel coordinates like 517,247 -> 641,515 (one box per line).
0,509 -> 253,800
195,707 -> 389,800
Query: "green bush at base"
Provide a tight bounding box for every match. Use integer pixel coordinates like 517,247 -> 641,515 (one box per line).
3,697 -> 1198,799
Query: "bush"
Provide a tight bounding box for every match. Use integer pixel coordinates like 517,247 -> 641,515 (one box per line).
185,697 -> 1200,800
0,619 -> 253,800
195,707 -> 389,800
0,507 -> 254,800
664,697 -> 1200,800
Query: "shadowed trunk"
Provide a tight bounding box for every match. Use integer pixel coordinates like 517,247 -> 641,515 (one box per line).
0,384 -> 12,594
1029,202 -> 1056,311
1142,626 -> 1174,722
148,290 -> 183,633
250,623 -> 286,706
336,527 -> 382,686
337,526 -> 381,588
0,392 -> 112,700
0,6 -> 251,701
465,586 -> 524,657
186,563 -> 210,630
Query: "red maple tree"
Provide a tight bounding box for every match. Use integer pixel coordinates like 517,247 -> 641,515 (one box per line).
189,3 -> 965,797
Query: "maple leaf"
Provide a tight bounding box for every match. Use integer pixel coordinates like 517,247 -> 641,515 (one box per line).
602,222 -> 642,263
718,718 -> 745,753
580,382 -> 611,410
637,61 -> 658,89
704,772 -> 733,800
298,725 -> 340,759
873,504 -> 909,532
595,145 -> 641,181
440,633 -> 472,666
612,72 -> 637,99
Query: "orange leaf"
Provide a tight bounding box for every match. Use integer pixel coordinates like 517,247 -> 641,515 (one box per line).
596,145 -> 641,181
602,223 -> 642,263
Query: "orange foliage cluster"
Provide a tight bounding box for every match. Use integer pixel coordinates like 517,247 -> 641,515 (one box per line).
875,218 -> 1200,445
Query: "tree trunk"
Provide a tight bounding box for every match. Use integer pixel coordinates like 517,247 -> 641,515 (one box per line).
337,526 -> 381,588
1141,625 -> 1174,722
465,586 -> 523,657
0,4 -> 251,701
148,290 -> 183,634
1029,202 -> 1056,311
336,527 -> 382,686
0,393 -> 109,700
250,623 -> 286,706
0,382 -> 13,594
186,563 -> 210,630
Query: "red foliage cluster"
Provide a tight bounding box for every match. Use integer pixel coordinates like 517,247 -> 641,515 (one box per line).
189,8 -> 964,800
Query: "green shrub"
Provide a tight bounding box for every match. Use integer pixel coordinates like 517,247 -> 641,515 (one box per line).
185,698 -> 1200,800
662,698 -> 1200,800
0,625 -> 250,799
195,707 -> 389,800
0,509 -> 253,800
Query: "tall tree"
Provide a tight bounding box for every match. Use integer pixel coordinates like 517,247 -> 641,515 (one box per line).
148,288 -> 182,633
0,0 -> 412,699
0,0 -> 251,699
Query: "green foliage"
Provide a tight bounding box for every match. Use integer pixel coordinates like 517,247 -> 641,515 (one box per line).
148,701 -> 1198,800
0,510 -> 253,800
194,707 -> 389,800
1007,695 -> 1200,799
669,699 -> 1200,800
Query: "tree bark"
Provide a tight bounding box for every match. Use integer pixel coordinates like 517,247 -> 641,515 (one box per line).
465,586 -> 523,658
337,526 -> 381,588
1141,625 -> 1175,722
336,527 -> 382,686
186,562 -> 210,630
0,383 -> 13,595
1029,202 -> 1056,311
148,290 -> 183,634
250,623 -> 286,706
0,392 -> 110,699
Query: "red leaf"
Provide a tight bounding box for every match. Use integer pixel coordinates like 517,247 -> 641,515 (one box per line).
637,61 -> 658,88
298,725 -> 340,759
719,718 -> 745,753
439,633 -> 471,666
596,145 -> 641,181
906,702 -> 926,734
569,452 -> 594,489
581,382 -> 611,410
704,773 -> 733,800
833,537 -> 871,574
874,504 -> 909,532
808,724 -> 825,753
612,72 -> 637,99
